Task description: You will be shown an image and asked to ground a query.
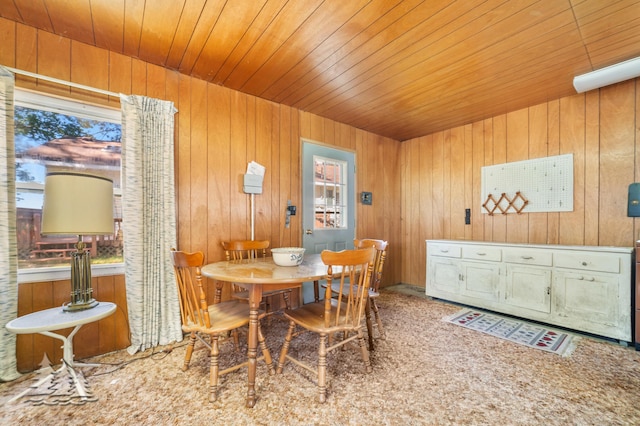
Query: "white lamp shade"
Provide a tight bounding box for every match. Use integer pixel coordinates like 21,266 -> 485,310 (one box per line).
41,172 -> 114,235
573,56 -> 640,93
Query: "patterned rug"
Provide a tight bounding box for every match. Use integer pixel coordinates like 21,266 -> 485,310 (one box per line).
444,308 -> 579,357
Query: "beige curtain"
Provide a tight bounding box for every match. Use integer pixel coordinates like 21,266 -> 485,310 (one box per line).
0,66 -> 20,381
120,95 -> 182,354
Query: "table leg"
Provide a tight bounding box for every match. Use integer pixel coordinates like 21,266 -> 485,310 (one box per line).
246,284 -> 263,408
41,325 -> 100,394
40,325 -> 102,368
314,280 -> 320,303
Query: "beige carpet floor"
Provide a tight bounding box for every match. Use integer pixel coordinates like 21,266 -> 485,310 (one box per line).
1,285 -> 640,425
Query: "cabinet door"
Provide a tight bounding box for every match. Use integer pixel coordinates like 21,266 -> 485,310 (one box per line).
427,257 -> 460,297
505,265 -> 551,313
460,261 -> 501,301
553,271 -> 629,340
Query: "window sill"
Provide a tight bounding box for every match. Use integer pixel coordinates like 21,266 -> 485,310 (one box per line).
18,263 -> 125,284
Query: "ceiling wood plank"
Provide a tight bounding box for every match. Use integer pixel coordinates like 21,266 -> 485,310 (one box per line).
91,0 -> 125,52
572,0 -> 640,68
203,0 -> 291,85
260,0 -> 422,101
122,0 -> 145,58
171,0 -> 226,75
337,10 -> 582,118
13,0 -> 53,32
189,0 -> 274,82
44,0 -> 94,45
236,0 -> 371,93
137,0 -> 185,66
286,0 -> 510,109
0,0 -> 23,22
311,2 -> 576,111
164,0 -> 207,69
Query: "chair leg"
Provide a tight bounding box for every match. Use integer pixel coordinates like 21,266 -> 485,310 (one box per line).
276,320 -> 296,374
209,335 -> 220,402
182,332 -> 197,371
283,290 -> 291,310
231,329 -> 240,350
357,328 -> 373,374
257,324 -> 275,375
370,298 -> 385,340
364,298 -> 375,351
318,333 -> 328,403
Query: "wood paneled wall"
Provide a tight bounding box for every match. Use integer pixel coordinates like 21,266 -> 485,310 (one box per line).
0,18 -> 401,371
400,78 -> 640,287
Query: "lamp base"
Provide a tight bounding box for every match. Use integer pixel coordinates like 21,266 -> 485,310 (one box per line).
65,238 -> 99,311
63,299 -> 99,312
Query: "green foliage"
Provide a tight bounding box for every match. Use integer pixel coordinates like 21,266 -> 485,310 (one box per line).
14,106 -> 121,143
16,163 -> 33,182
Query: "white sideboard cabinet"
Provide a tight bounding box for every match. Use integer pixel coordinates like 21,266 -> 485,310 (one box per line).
426,240 -> 633,342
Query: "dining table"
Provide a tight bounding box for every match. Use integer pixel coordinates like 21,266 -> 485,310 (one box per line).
201,253 -> 327,408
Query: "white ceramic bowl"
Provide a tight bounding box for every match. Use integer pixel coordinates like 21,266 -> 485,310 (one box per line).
271,247 -> 306,266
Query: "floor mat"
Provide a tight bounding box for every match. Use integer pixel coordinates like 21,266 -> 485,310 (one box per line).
444,308 -> 579,357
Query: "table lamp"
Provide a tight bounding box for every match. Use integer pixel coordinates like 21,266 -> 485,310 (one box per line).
41,172 -> 114,311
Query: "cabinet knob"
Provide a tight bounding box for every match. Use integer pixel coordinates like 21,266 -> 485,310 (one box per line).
581,261 -> 588,266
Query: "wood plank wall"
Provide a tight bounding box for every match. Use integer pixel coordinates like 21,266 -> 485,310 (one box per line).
0,19 -> 401,371
400,78 -> 640,287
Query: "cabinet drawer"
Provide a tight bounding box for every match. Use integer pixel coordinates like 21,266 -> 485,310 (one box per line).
462,246 -> 501,262
554,252 -> 620,274
428,243 -> 461,258
504,248 -> 552,266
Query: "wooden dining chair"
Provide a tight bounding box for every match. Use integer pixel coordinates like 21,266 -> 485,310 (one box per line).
323,239 -> 389,350
276,247 -> 376,403
354,239 -> 388,350
170,248 -> 275,402
221,240 -> 293,315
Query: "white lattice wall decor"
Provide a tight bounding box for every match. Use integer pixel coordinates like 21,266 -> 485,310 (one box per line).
481,154 -> 573,214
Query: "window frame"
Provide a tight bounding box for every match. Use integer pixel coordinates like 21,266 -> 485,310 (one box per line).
14,89 -> 124,284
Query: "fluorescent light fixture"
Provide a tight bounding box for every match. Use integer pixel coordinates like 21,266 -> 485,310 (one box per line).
573,56 -> 640,93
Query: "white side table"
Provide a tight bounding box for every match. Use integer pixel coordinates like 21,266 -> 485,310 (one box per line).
6,301 -> 117,403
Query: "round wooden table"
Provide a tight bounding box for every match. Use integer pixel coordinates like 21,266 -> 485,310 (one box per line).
201,254 -> 327,407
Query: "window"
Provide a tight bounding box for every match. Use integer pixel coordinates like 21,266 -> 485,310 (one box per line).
313,156 -> 348,229
14,89 -> 124,283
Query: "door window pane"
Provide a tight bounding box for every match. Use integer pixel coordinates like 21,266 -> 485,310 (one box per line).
313,156 -> 347,230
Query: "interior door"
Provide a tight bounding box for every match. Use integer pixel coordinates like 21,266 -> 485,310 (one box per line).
301,141 -> 355,302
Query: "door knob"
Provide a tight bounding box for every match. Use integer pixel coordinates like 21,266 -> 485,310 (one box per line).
305,229 -> 313,235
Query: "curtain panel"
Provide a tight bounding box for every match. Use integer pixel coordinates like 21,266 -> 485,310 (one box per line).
120,95 -> 182,354
0,66 -> 20,381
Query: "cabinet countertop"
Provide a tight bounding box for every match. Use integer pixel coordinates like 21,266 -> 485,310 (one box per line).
427,239 -> 633,254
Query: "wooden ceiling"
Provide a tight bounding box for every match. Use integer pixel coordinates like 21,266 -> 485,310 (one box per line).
2,0 -> 640,141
